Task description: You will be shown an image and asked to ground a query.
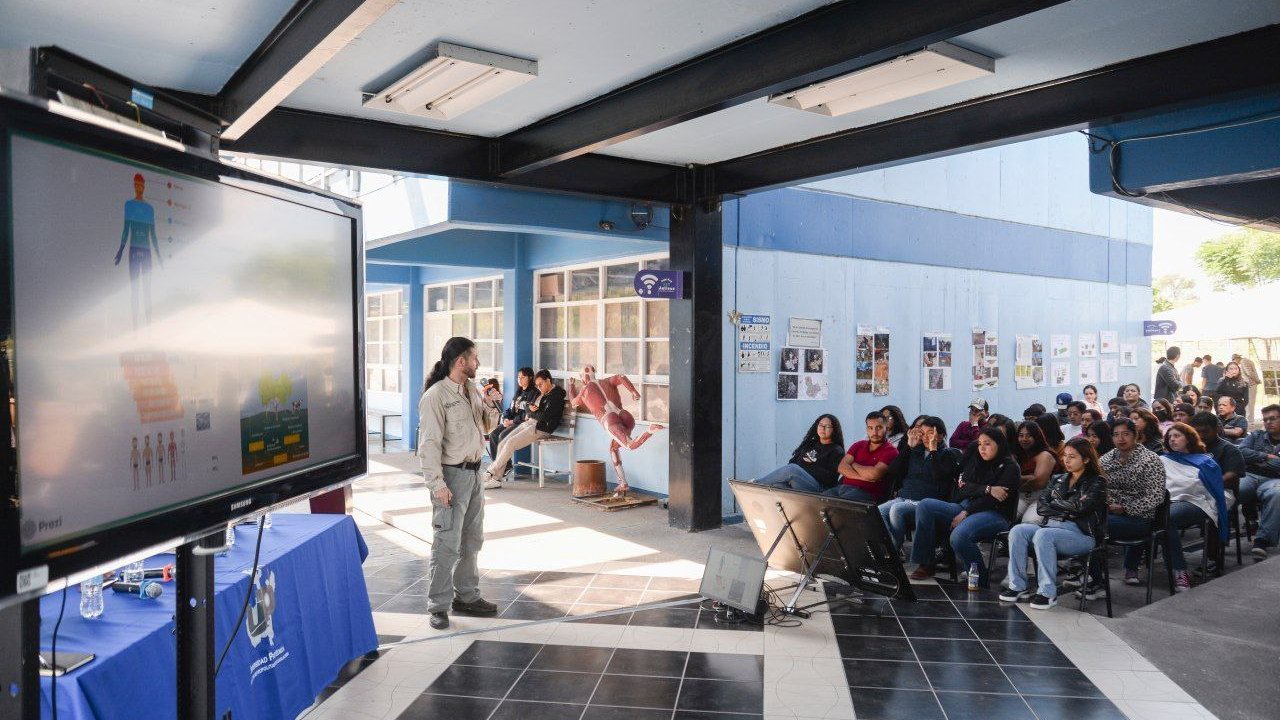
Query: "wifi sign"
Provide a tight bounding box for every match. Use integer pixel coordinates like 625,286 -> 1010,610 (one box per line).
633,270 -> 684,299
1143,320 -> 1177,336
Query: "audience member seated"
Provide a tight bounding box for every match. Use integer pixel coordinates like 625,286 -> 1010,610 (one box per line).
1152,399 -> 1176,435
1180,384 -> 1202,408
1083,408 -> 1105,424
1131,408 -> 1164,454
1216,396 -> 1249,444
754,414 -> 845,493
1189,411 -> 1245,505
1159,423 -> 1229,592
1000,437 -> 1107,609
483,370 -> 564,489
1215,361 -> 1250,419
1082,384 -> 1104,416
950,398 -> 989,451
825,412 -> 899,503
1023,403 -> 1047,422
1013,421 -> 1056,523
1121,383 -> 1151,411
1195,396 -> 1215,414
880,405 -> 909,449
1108,398 -> 1130,423
907,428 -> 1019,587
1033,414 -> 1067,457
1079,419 -> 1165,598
1238,404 -> 1280,561
1084,420 -> 1115,455
1060,401 -> 1088,439
879,416 -> 959,551
1173,402 -> 1195,425
490,367 -> 538,464
1053,393 -> 1073,425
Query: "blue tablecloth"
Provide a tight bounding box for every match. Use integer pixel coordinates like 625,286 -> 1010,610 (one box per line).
39,513 -> 378,720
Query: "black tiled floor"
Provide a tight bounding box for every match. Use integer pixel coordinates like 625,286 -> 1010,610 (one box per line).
898,617 -> 979,640
842,659 -> 931,690
489,700 -> 584,720
1002,666 -> 1107,698
672,712 -> 763,720
889,599 -> 962,618
920,662 -> 1018,694
399,693 -> 498,719
675,678 -> 765,715
454,639 -> 542,669
908,638 -> 995,664
529,644 -> 615,673
832,614 -> 905,636
507,669 -> 600,704
835,634 -> 917,661
499,600 -> 571,621
605,648 -> 688,677
968,619 -> 1051,643
628,607 -> 699,628
582,707 -> 671,720
1025,695 -> 1130,720
954,601 -> 1031,622
849,687 -> 946,720
590,673 -> 682,709
984,640 -> 1073,668
935,691 -> 1036,720
424,664 -> 521,698
684,652 -> 764,683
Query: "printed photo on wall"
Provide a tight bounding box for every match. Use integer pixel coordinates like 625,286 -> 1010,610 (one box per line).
1100,330 -> 1118,354
777,373 -> 799,400
1051,334 -> 1070,359
872,329 -> 890,396
1100,358 -> 1119,383
1078,333 -> 1098,358
801,373 -> 829,401
779,347 -> 800,373
855,327 -> 874,392
1079,360 -> 1099,385
972,328 -> 999,391
1051,362 -> 1070,387
928,367 -> 951,391
804,348 -> 826,374
1119,344 -> 1137,367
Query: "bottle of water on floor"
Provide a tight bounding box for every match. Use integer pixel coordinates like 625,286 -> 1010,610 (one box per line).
967,562 -> 980,592
123,559 -> 145,585
79,575 -> 104,619
220,523 -> 236,556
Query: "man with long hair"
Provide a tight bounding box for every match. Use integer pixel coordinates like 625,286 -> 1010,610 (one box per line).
417,337 -> 502,630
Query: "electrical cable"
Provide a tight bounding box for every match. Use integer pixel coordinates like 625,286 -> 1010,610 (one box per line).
214,518 -> 266,677
50,584 -> 67,720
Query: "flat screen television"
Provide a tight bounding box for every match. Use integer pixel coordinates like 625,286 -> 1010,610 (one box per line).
0,92 -> 367,605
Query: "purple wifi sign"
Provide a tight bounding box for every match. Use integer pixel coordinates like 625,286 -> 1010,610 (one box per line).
633,270 -> 684,299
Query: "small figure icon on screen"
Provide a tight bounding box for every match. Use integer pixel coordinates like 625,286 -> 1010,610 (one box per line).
113,173 -> 163,330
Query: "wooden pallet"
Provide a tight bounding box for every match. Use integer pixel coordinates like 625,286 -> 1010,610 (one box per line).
571,492 -> 658,512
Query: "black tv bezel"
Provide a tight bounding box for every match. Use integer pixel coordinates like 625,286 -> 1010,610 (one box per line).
0,92 -> 368,605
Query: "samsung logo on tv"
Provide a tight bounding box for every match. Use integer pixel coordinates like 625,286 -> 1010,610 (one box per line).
231,499 -> 253,511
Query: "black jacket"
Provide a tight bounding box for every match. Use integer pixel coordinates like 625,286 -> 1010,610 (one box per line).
1036,471 -> 1107,536
887,444 -> 960,501
1215,377 -> 1249,414
1155,360 -> 1181,403
503,386 -> 541,423
952,454 -> 1020,521
788,441 -> 845,490
528,385 -> 567,434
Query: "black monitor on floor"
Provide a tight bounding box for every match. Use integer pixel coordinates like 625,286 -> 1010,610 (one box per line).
730,481 -> 914,602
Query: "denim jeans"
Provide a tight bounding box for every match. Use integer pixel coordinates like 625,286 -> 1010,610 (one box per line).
878,498 -> 919,551
1007,520 -> 1096,599
823,484 -> 878,503
756,464 -> 823,493
910,499 -> 1009,586
1166,501 -> 1212,571
1239,473 -> 1280,546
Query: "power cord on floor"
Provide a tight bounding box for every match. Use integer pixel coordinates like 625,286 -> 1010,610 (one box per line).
214,518 -> 266,677
50,584 -> 67,720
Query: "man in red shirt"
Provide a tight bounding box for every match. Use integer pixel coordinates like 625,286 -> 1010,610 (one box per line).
824,411 -> 899,503
949,398 -> 989,451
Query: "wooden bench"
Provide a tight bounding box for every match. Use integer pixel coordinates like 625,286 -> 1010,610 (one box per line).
367,409 -> 402,449
514,397 -> 577,488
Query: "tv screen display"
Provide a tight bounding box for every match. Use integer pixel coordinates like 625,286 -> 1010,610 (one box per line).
1,98 -> 365,599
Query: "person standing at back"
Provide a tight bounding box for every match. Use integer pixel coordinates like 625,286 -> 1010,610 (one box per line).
1180,357 -> 1202,388
417,337 -> 503,630
1155,347 -> 1182,403
1234,353 -> 1262,421
1201,354 -> 1223,394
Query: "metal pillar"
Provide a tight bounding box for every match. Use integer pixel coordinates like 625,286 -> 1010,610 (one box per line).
0,599 -> 39,719
176,532 -> 220,720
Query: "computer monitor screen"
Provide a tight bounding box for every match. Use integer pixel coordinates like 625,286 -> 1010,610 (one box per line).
700,546 -> 767,613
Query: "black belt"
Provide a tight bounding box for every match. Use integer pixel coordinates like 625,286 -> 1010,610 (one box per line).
444,460 -> 482,471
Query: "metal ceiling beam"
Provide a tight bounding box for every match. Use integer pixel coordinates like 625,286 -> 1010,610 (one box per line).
224,107 -> 686,204
709,24 -> 1280,199
217,0 -> 398,141
496,0 -> 1068,176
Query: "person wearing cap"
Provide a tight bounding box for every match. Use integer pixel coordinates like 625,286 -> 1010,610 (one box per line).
1233,353 -> 1261,421
1107,397 -> 1130,423
950,399 -> 988,451
1053,393 -> 1073,425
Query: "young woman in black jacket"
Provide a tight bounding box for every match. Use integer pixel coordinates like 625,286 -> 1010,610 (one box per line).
754,414 -> 845,492
999,437 -> 1107,609
907,428 -> 1020,587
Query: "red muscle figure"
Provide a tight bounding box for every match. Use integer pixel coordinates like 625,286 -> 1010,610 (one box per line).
569,365 -> 664,496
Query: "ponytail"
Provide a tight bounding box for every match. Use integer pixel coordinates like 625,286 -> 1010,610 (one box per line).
424,336 -> 476,392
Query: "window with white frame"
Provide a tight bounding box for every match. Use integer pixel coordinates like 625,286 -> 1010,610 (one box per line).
424,276 -> 505,381
366,289 -> 403,393
535,255 -> 670,423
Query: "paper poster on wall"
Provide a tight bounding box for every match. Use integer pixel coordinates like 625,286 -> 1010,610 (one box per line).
1100,358 -> 1119,383
800,374 -> 829,401
922,332 -> 952,391
779,347 -> 801,374
1015,334 -> 1043,389
777,373 -> 798,401
1100,331 -> 1119,354
736,314 -> 770,373
1079,360 -> 1099,385
971,328 -> 999,391
1119,344 -> 1137,367
1050,334 -> 1071,359
873,328 -> 890,396
787,317 -> 822,348
1051,362 -> 1070,387
855,326 -> 874,394
1260,360 -> 1280,395
803,348 -> 826,374
1078,333 -> 1099,358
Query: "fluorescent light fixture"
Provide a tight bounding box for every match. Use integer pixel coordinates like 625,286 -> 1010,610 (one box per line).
364,43 -> 536,120
769,42 -> 994,117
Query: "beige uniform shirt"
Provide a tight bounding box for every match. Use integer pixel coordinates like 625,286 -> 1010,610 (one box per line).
416,378 -> 500,492
1240,357 -> 1261,386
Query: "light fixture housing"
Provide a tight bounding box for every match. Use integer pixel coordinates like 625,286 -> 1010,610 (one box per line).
364,43 -> 537,120
768,42 -> 994,117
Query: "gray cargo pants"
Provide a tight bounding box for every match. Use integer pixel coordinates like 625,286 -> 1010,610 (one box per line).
427,464 -> 485,613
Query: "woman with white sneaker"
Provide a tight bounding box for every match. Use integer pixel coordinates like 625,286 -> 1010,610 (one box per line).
1000,437 -> 1108,609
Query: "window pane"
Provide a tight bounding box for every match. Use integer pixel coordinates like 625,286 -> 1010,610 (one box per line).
606,262 -> 640,298
473,280 -> 493,308
643,257 -> 669,271
568,341 -> 598,371
621,386 -> 640,418
367,320 -> 382,342
427,287 -> 448,312
645,300 -> 669,338
646,341 -> 670,375
388,289 -> 403,313
539,307 -> 564,338
537,273 -> 565,303
643,384 -> 669,423
605,301 -> 640,337
540,341 -> 565,372
452,312 -> 470,336
365,368 -> 378,391
366,343 -> 380,364
384,369 -> 400,393
452,284 -> 470,310
384,318 -> 400,342
474,311 -> 494,340
492,342 -> 503,372
570,268 -> 600,301
495,310 -> 504,338
477,341 -> 494,369
566,305 -> 598,338
367,294 -> 382,317
605,341 -> 639,375
494,277 -> 504,305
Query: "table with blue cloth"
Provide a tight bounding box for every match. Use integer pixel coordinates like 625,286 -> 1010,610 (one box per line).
39,513 -> 378,720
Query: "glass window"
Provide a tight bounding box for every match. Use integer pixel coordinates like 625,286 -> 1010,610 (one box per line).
366,369 -> 381,392
427,287 -> 448,312
493,341 -> 503,368
473,280 -> 493,309
570,268 -> 600,301
452,313 -> 470,336
452,284 -> 470,310
606,262 -> 639,298
384,370 -> 400,393
494,277 -> 504,306
474,311 -> 494,340
566,305 -> 598,338
495,310 -> 504,337
643,385 -> 669,424
643,258 -> 669,271
367,294 -> 382,317
366,319 -> 382,342
568,341 -> 598,371
366,343 -> 380,364
476,342 -> 494,369
384,318 -> 400,342
605,341 -> 639,375
646,341 -> 670,375
540,307 -> 564,338
645,300 -> 669,338
540,341 -> 565,372
605,301 -> 640,337
538,273 -> 565,303
621,387 -> 641,419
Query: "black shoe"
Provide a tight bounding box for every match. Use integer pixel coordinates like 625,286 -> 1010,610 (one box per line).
1029,594 -> 1057,610
452,597 -> 499,616
1074,581 -> 1107,600
429,611 -> 449,630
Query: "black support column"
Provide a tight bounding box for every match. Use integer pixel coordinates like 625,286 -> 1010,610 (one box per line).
176,533 -> 220,720
668,168 -> 723,531
0,599 -> 39,719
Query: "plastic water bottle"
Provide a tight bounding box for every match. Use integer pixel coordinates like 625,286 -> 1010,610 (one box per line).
220,524 -> 236,556
261,512 -> 273,530
123,559 -> 145,585
79,576 -> 104,619
967,562 -> 980,592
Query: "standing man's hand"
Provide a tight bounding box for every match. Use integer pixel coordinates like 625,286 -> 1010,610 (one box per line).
434,486 -> 453,507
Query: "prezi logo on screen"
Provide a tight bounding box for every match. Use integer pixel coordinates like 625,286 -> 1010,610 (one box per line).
21,516 -> 62,540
